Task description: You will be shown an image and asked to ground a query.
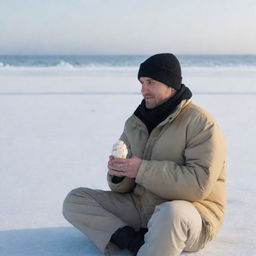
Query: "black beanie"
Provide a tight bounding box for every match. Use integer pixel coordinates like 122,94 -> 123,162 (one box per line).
138,53 -> 182,90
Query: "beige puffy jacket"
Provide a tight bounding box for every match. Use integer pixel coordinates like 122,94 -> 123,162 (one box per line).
108,99 -> 226,242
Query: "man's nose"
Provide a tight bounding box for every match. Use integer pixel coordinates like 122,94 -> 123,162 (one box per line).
141,84 -> 148,94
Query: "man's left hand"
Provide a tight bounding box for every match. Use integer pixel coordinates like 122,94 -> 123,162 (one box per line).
108,156 -> 142,178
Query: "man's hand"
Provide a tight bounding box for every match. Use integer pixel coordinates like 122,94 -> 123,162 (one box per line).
108,155 -> 142,178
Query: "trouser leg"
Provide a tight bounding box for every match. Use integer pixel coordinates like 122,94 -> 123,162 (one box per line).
63,187 -> 140,254
137,200 -> 205,256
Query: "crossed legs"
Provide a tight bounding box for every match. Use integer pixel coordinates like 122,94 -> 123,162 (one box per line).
63,188 -> 205,256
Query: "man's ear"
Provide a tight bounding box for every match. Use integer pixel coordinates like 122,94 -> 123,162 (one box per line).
170,87 -> 177,96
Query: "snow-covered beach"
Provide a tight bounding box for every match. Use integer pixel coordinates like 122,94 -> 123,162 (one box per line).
1,62 -> 256,255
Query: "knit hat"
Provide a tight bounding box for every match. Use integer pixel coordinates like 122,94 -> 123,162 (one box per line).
137,53 -> 182,90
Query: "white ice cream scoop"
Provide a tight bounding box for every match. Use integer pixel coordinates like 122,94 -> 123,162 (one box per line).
111,140 -> 128,159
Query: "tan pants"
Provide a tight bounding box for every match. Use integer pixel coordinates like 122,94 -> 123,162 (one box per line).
63,187 -> 206,256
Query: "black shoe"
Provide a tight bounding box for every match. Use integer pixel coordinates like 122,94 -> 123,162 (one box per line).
110,226 -> 148,255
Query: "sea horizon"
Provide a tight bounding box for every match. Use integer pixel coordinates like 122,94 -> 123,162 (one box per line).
1,54 -> 256,69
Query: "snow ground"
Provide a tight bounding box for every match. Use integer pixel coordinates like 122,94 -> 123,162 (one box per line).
0,67 -> 256,255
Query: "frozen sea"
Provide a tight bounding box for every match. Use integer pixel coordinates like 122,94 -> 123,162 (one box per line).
0,55 -> 256,255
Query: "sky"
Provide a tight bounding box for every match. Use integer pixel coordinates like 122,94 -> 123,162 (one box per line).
0,0 -> 256,55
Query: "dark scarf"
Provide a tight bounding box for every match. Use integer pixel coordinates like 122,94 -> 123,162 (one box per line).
134,84 -> 192,134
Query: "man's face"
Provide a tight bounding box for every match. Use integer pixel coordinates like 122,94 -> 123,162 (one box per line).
139,77 -> 176,109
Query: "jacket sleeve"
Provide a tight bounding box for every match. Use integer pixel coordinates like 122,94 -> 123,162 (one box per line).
135,119 -> 226,201
107,132 -> 136,193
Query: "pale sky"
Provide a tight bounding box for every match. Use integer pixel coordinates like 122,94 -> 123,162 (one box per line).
0,0 -> 256,55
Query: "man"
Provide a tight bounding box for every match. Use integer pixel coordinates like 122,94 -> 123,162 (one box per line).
63,53 -> 226,256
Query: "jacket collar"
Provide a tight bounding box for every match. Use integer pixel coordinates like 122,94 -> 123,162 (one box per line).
158,99 -> 191,126
132,99 -> 191,131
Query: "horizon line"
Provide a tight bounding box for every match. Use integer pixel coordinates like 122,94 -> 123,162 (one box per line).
1,53 -> 256,57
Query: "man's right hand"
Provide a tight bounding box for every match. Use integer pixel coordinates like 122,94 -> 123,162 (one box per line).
108,155 -> 142,178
